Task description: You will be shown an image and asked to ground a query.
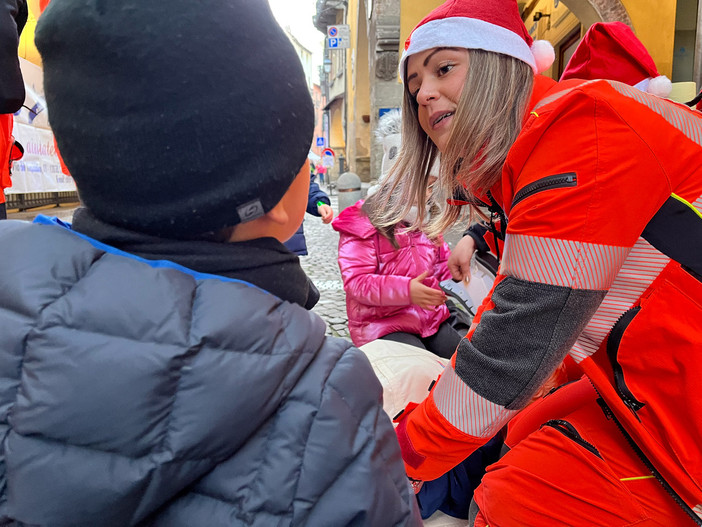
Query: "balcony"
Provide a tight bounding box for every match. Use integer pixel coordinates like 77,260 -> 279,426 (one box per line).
313,0 -> 347,34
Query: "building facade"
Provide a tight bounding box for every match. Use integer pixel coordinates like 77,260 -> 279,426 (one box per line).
282,27 -> 327,168
317,0 -> 702,184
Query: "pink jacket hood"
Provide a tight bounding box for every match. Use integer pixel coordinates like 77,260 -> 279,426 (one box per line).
331,201 -> 377,238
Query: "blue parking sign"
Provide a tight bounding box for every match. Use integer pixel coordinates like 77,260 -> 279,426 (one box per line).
316,137 -> 325,147
328,38 -> 339,48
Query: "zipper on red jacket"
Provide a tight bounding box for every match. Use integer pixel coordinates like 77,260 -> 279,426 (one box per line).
606,306 -> 646,419
541,419 -> 603,459
594,392 -> 702,526
511,172 -> 577,209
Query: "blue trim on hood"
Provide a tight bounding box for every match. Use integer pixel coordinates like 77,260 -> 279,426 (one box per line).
33,215 -> 264,290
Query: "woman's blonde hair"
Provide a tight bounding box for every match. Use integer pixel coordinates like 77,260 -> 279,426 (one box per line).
370,50 -> 534,237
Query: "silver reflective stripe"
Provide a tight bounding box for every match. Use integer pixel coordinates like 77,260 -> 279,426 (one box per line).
534,80 -> 702,146
432,365 -> 519,437
532,79 -> 600,111
606,80 -> 702,146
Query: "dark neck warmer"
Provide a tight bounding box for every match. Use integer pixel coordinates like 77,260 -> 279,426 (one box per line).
71,208 -> 319,310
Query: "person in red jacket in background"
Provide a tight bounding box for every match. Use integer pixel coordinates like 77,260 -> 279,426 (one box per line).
371,0 -> 702,525
1,0 -> 27,219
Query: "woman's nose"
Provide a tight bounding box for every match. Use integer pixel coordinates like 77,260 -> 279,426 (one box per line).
416,83 -> 438,105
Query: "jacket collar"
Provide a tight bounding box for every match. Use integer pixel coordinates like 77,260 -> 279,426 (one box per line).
54,208 -> 319,309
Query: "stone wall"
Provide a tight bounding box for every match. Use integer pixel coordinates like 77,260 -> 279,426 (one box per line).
366,0 -> 403,183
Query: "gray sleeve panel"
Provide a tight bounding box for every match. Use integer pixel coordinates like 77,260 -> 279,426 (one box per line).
454,276 -> 606,410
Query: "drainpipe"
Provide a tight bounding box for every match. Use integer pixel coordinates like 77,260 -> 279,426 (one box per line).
339,1 -> 348,174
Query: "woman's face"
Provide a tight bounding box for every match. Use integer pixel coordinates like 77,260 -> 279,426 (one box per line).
406,47 -> 469,153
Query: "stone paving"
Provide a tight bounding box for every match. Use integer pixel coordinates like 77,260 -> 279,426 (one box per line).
8,203 -> 78,223
297,190 -> 351,340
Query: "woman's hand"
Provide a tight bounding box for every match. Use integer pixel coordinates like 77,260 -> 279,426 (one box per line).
447,235 -> 476,281
317,204 -> 334,224
410,271 -> 447,309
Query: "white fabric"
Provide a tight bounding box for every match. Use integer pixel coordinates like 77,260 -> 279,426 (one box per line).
400,17 -> 537,76
359,341 -> 469,527
424,510 -> 471,527
646,75 -> 673,98
359,340 -> 448,420
381,133 -> 402,179
465,257 -> 496,311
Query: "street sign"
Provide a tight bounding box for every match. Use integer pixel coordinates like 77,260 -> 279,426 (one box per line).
327,25 -> 350,39
327,25 -> 350,49
321,148 -> 335,168
327,37 -> 349,49
316,137 -> 325,147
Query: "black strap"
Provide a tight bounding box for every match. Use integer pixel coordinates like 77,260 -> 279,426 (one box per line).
642,195 -> 702,277
685,90 -> 702,108
486,191 -> 507,262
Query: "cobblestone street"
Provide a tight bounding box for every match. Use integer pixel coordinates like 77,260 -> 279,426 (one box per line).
297,191 -> 351,340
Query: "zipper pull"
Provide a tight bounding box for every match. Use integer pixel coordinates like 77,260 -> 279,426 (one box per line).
596,398 -> 614,420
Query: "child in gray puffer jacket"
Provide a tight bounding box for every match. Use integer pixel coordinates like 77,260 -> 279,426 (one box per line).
0,1 -> 420,526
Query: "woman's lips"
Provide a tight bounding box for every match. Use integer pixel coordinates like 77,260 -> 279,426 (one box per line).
431,111 -> 454,129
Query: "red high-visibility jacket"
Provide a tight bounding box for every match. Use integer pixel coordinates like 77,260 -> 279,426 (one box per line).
396,78 -> 702,515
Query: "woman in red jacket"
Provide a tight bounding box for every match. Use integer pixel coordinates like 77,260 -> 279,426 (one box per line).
374,0 -> 702,524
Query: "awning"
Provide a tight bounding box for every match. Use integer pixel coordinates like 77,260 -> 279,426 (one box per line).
323,94 -> 344,111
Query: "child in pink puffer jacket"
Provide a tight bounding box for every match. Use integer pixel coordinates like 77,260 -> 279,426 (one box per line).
332,190 -> 464,358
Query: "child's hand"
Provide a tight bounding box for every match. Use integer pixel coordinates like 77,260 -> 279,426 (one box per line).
318,204 -> 334,224
447,235 -> 476,281
410,271 -> 447,309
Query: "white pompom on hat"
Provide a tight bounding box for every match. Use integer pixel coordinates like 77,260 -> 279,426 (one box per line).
399,0 -> 555,79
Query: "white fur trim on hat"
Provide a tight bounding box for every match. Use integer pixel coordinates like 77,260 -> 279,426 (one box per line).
531,40 -> 555,74
400,17 -> 537,76
646,75 -> 673,98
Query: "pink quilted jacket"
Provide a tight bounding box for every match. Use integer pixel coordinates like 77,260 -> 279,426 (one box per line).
332,201 -> 452,346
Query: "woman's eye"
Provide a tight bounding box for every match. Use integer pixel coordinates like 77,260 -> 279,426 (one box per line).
437,63 -> 454,76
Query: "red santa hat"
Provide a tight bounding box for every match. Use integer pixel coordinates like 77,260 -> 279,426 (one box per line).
400,0 -> 555,78
560,22 -> 672,98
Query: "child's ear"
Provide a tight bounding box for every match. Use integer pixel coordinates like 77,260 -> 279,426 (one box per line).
264,200 -> 290,226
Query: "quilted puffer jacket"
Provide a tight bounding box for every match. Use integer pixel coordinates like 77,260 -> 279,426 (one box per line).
284,174 -> 331,256
332,201 -> 453,347
0,219 -> 420,527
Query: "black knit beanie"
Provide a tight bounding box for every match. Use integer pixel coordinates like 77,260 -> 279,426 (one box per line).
35,0 -> 314,238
